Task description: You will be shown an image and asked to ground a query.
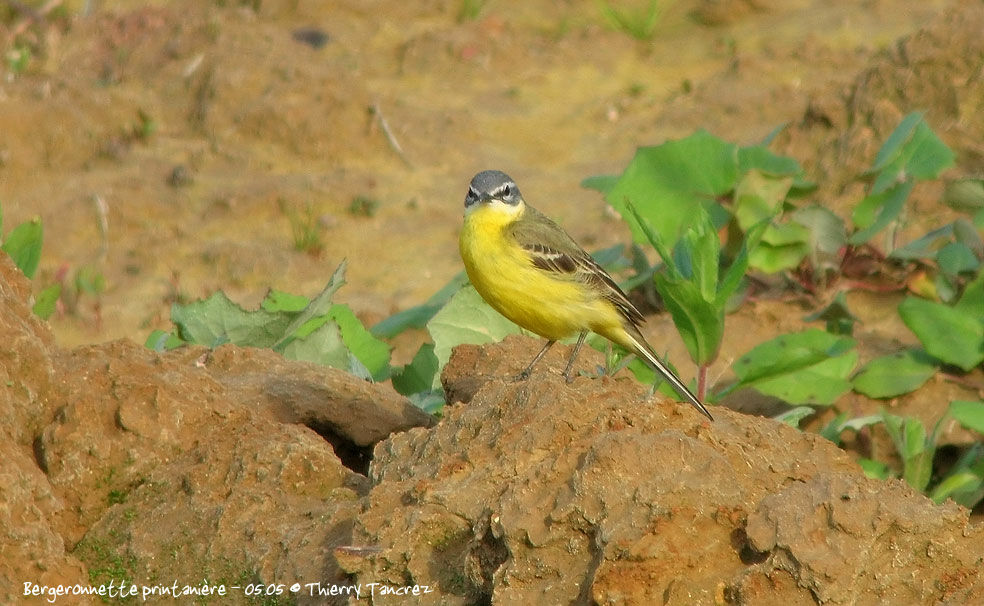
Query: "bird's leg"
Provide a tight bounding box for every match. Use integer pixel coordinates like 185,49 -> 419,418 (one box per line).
561,331 -> 588,383
515,340 -> 556,381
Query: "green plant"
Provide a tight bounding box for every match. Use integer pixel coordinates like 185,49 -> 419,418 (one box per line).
457,0 -> 486,22
598,0 -> 663,41
147,261 -> 391,381
280,199 -> 325,255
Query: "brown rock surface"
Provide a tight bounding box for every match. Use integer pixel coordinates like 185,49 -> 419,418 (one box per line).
0,253 -> 431,605
340,340 -> 984,605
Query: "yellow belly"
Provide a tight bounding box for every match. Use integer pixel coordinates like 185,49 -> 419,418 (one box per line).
459,206 -> 622,341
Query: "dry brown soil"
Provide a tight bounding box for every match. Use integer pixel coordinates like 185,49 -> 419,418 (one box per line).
2,0 -> 984,604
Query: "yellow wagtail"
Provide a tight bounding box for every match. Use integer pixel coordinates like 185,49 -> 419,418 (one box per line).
458,169 -> 713,421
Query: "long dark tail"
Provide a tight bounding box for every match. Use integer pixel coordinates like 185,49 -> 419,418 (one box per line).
620,326 -> 714,421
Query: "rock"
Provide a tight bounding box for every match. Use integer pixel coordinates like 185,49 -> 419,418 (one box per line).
0,255 -> 92,604
341,340 -> 984,605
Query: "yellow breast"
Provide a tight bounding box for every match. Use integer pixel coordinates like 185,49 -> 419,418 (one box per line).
459,202 -> 621,341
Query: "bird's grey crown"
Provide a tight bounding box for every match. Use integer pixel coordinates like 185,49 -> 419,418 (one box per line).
466,170 -> 522,207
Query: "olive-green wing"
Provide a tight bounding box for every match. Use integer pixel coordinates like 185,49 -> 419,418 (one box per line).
509,205 -> 645,327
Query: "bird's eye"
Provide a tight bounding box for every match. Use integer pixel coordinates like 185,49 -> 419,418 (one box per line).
501,185 -> 512,197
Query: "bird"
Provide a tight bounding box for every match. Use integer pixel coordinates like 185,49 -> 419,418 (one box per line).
458,169 -> 713,421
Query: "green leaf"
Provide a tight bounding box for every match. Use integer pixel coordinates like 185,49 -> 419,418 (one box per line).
328,303 -> 391,380
274,261 -> 347,350
818,412 -> 881,446
32,283 -> 61,320
889,223 -> 955,260
955,272 -> 984,318
144,329 -> 186,352
371,272 -> 469,338
391,343 -> 440,396
950,400 -> 984,434
936,241 -> 979,277
633,204 -> 725,365
898,297 -> 984,371
607,130 -> 739,249
1,216 -> 43,278
428,286 -> 523,388
773,406 -> 815,428
262,290 -> 310,312
944,178 -> 984,215
654,273 -> 724,366
930,471 -> 983,506
792,205 -> 847,262
281,319 -> 351,371
881,411 -> 934,492
852,348 -> 938,398
858,457 -> 892,480
580,174 -> 619,195
849,181 -> 914,245
803,292 -> 858,336
868,112 -> 955,194
731,329 -> 858,405
171,291 -> 290,348
732,170 -> 793,230
748,221 -> 810,273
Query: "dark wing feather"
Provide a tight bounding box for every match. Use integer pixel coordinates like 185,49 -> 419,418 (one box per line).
510,206 -> 646,327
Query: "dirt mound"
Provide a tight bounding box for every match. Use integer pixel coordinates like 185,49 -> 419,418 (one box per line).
340,339 -> 984,604
2,248 -> 984,605
0,254 -> 432,605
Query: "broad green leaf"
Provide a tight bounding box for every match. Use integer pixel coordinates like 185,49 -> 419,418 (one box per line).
607,131 -> 739,249
819,412 -> 881,445
654,273 -> 724,366
858,458 -> 892,480
773,406 -> 815,428
281,319 -> 350,370
428,286 -> 523,387
748,221 -> 810,273
733,329 -> 856,383
144,329 -> 186,352
955,272 -> 984,318
898,297 -> 984,371
629,202 -> 726,366
371,271 -> 469,338
950,400 -> 984,434
744,355 -> 856,405
262,290 -> 310,312
889,223 -> 955,260
868,112 -> 955,194
581,174 -> 619,195
849,181 -> 914,245
936,241 -> 979,276
930,471 -> 983,506
732,170 -> 793,230
737,145 -> 803,178
731,329 -> 858,405
852,348 -> 937,398
1,216 -> 43,278
32,283 -> 61,320
329,303 -> 391,381
171,291 -> 290,348
274,261 -> 347,349
408,391 -> 447,415
391,343 -> 439,396
944,178 -> 984,214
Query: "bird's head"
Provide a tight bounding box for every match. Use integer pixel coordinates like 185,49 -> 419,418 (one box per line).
464,170 -> 525,218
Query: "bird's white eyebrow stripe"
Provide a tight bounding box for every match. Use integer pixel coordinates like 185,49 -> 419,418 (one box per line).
491,182 -> 515,197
